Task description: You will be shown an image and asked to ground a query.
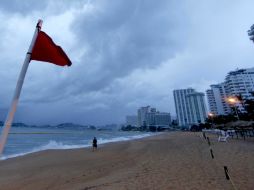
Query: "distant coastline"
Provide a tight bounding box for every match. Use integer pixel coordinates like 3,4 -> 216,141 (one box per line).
0,121 -> 118,131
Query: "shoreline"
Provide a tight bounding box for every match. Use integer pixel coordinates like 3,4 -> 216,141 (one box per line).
0,132 -> 253,190
1,132 -> 157,161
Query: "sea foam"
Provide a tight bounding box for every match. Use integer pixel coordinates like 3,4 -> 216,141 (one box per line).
0,133 -> 154,160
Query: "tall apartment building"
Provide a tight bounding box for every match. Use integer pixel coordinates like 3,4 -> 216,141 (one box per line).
206,83 -> 231,115
173,88 -> 207,128
146,107 -> 156,126
206,67 -> 254,115
225,68 -> 254,100
137,106 -> 150,127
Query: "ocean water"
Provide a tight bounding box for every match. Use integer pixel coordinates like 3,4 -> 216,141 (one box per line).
0,126 -> 153,160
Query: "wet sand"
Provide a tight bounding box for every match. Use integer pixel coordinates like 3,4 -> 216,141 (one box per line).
0,132 -> 253,190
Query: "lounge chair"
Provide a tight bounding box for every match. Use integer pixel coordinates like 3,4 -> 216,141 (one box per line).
226,130 -> 235,138
218,131 -> 230,142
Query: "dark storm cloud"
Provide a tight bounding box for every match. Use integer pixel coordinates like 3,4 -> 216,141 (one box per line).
63,0 -> 188,94
20,0 -> 189,105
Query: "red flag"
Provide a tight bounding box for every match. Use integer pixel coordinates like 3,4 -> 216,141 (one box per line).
31,31 -> 72,66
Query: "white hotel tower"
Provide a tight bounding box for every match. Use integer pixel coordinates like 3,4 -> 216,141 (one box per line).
206,68 -> 254,115
173,88 -> 207,128
225,68 -> 254,100
206,83 -> 231,115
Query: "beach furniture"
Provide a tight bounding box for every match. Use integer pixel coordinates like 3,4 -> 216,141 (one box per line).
218,130 -> 229,142
226,130 -> 235,138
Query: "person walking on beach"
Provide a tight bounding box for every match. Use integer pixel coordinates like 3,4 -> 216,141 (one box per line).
92,137 -> 97,151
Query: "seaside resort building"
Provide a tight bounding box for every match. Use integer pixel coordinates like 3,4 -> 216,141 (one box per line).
137,106 -> 171,128
173,88 -> 207,128
137,106 -> 150,127
206,83 -> 231,115
225,68 -> 254,99
206,67 -> 254,114
147,110 -> 171,127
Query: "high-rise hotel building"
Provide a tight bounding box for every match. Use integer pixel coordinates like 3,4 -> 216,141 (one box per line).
206,68 -> 254,115
225,68 -> 254,100
173,88 -> 207,128
137,106 -> 171,127
137,106 -> 150,127
206,83 -> 231,115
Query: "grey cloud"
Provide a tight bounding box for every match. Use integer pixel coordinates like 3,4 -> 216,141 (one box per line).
63,0 -> 189,93
0,0 -> 83,15
0,0 -> 48,13
21,0 -> 189,104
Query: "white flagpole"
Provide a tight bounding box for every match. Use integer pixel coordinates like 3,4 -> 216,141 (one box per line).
0,19 -> 43,156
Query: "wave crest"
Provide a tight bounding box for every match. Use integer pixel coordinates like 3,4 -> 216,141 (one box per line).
1,133 -> 154,160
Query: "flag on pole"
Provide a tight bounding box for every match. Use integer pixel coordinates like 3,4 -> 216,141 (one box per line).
31,31 -> 72,66
0,19 -> 72,156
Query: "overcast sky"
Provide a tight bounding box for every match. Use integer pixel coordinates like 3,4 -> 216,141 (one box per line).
0,0 -> 254,125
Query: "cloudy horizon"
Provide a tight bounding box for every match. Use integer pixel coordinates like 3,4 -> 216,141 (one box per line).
0,0 -> 254,125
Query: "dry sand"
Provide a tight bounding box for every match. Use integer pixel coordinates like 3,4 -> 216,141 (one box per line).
0,132 -> 253,190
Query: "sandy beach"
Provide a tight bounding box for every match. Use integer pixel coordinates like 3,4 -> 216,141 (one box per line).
0,132 -> 253,190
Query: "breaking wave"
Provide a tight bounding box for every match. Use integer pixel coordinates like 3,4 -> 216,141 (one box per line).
1,133 -> 154,160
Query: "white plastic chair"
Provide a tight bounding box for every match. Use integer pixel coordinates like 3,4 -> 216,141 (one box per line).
218,131 -> 229,142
